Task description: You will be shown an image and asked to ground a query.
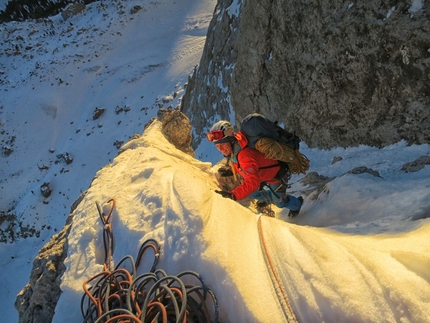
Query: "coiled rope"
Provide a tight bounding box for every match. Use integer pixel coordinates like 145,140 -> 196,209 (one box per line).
257,216 -> 298,323
81,199 -> 219,323
255,137 -> 310,175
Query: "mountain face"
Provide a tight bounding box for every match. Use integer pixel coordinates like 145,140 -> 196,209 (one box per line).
181,0 -> 430,149
9,1 -> 430,322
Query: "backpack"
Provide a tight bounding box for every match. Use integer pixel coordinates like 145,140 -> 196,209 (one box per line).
239,113 -> 310,175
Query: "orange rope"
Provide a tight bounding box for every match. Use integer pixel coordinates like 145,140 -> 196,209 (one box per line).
257,216 -> 298,323
228,158 -> 237,181
81,199 -> 219,323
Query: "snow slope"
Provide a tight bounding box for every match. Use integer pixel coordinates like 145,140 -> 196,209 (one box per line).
0,0 -> 8,11
1,0 -> 213,232
54,121 -> 430,322
0,0 -> 215,321
1,0 -> 430,322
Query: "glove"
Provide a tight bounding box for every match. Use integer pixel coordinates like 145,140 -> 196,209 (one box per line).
215,190 -> 236,200
218,167 -> 233,177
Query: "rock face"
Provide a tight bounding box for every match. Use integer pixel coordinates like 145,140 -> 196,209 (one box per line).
181,0 -> 241,147
14,217 -> 72,323
181,0 -> 430,149
61,2 -> 86,21
157,108 -> 195,157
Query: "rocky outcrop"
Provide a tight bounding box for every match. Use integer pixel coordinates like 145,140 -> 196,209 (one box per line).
157,108 -> 195,157
182,0 -> 430,149
61,2 -> 86,21
14,216 -> 72,323
401,155 -> 430,172
14,189 -> 87,323
181,0 -> 241,146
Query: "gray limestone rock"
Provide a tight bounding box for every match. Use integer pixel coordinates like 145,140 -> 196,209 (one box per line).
182,0 -> 430,150
15,216 -> 72,323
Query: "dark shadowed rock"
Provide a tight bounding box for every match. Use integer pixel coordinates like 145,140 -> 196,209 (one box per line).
299,171 -> 335,200
93,107 -> 106,120
401,155 -> 430,173
346,166 -> 382,178
40,182 -> 52,198
61,2 -> 86,21
15,216 -> 72,323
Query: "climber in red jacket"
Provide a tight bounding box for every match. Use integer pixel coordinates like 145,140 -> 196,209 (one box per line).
207,120 -> 303,217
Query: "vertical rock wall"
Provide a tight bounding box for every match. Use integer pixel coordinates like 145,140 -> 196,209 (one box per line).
183,0 -> 430,149
181,0 -> 241,146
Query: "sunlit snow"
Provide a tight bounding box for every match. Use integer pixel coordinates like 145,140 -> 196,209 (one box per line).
55,121 -> 430,322
1,0 -> 429,322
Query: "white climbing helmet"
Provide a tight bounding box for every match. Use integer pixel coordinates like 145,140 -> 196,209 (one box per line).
207,120 -> 235,143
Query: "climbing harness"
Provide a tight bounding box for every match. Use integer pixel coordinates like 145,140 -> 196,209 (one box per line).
81,199 -> 219,323
257,216 -> 298,322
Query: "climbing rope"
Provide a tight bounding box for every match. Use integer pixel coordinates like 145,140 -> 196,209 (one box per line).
255,137 -> 310,175
81,199 -> 219,323
96,199 -> 116,272
257,216 -> 298,323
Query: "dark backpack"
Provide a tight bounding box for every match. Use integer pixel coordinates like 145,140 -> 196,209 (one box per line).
239,113 -> 309,176
240,113 -> 301,150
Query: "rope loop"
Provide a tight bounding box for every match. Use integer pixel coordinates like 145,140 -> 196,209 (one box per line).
81,199 -> 219,323
255,137 -> 310,175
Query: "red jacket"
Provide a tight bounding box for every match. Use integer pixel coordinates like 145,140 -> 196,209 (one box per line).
231,132 -> 281,200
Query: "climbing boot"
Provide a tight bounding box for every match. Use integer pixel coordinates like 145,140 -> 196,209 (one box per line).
288,196 -> 304,218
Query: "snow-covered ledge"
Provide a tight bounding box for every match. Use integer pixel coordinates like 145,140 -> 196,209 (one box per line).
14,109 -> 196,323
